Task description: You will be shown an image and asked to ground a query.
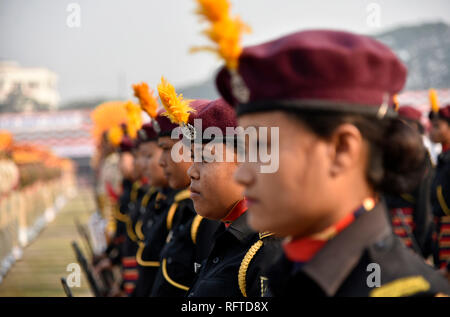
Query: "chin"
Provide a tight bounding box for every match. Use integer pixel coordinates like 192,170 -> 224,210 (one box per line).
246,209 -> 266,232
169,179 -> 182,190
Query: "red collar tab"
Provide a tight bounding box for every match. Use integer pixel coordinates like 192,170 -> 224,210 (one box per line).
283,209 -> 360,263
223,198 -> 247,227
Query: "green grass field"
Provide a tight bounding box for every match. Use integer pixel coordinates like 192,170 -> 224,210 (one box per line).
0,189 -> 96,297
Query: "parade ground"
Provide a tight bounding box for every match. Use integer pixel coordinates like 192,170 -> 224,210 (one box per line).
0,189 -> 93,297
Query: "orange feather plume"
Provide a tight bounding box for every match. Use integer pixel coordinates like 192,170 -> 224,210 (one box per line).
157,77 -> 195,125
133,82 -> 159,119
191,0 -> 251,70
429,89 -> 440,113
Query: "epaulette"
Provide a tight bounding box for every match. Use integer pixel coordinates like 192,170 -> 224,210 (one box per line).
238,232 -> 275,297
370,275 -> 430,297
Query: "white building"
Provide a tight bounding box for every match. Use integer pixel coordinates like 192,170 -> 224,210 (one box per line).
0,61 -> 60,112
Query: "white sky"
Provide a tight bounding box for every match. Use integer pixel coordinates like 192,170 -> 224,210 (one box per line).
1,0 -> 450,103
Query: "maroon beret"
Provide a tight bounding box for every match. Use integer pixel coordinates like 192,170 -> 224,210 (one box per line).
398,106 -> 422,122
136,122 -> 158,145
429,104 -> 450,121
187,98 -> 237,141
216,29 -> 407,118
439,105 -> 450,120
119,135 -> 135,153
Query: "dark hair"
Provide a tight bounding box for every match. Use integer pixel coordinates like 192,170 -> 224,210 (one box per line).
428,111 -> 450,125
288,110 -> 427,195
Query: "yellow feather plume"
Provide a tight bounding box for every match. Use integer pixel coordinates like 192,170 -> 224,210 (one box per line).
107,125 -> 124,147
429,89 -> 440,113
90,101 -> 128,145
191,0 -> 251,70
157,77 -> 195,125
195,0 -> 230,22
133,82 -> 159,119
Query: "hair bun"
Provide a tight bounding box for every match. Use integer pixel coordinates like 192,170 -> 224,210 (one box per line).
380,118 -> 427,195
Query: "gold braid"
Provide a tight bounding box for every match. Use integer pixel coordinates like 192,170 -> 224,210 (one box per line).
190,215 -> 203,244
166,189 -> 191,231
136,241 -> 160,267
238,232 -> 275,297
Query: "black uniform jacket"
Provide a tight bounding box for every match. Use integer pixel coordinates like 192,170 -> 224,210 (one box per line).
150,191 -> 221,297
431,150 -> 450,218
187,212 -> 281,297
430,150 -> 450,269
267,202 -> 450,297
133,188 -> 176,297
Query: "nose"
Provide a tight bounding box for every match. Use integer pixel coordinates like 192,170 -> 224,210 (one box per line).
187,163 -> 200,181
159,152 -> 166,168
234,162 -> 255,188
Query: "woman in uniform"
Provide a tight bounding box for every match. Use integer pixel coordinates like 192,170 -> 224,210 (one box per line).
214,29 -> 450,296
185,98 -> 281,297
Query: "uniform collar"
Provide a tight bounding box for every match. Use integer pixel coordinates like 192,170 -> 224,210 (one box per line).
300,202 -> 392,297
438,148 -> 450,164
225,212 -> 256,243
222,198 -> 247,227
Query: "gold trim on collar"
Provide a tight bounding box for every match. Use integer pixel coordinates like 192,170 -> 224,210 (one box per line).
259,231 -> 274,239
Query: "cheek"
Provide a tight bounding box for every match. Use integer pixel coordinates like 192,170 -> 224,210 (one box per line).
248,145 -> 324,236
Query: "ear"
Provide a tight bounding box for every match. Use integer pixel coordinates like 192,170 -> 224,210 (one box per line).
327,123 -> 364,177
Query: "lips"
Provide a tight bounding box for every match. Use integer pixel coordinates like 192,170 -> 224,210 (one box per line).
189,185 -> 201,199
244,193 -> 259,208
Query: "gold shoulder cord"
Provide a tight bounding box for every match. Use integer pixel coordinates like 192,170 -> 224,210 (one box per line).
159,189 -> 192,291
135,188 -> 162,266
126,216 -> 138,242
437,185 -> 450,216
190,215 -> 203,244
161,258 -> 189,291
130,181 -> 142,202
114,205 -> 128,223
166,189 -> 191,231
238,232 -> 275,297
124,180 -> 142,241
135,187 -> 157,241
135,220 -> 145,241
136,241 -> 160,267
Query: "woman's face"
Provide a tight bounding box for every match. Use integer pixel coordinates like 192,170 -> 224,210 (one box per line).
187,143 -> 244,220
158,136 -> 192,189
142,142 -> 168,188
119,152 -> 135,180
430,119 -> 450,144
235,111 -> 362,238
